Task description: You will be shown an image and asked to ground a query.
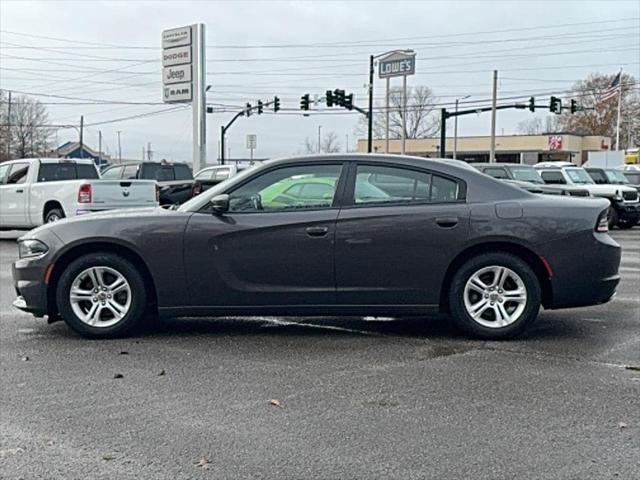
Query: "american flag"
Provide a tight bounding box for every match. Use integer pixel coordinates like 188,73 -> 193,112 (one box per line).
598,71 -> 622,102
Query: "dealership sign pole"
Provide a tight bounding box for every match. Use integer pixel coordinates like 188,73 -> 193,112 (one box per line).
162,24 -> 206,173
378,51 -> 415,155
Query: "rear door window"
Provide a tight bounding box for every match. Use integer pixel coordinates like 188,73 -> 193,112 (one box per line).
483,167 -> 509,179
587,170 -> 608,184
174,164 -> 193,180
540,171 -> 566,185
7,162 -> 29,184
122,165 -> 139,179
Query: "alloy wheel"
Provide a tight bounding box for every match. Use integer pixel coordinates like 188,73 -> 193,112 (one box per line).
69,266 -> 132,328
463,266 -> 528,328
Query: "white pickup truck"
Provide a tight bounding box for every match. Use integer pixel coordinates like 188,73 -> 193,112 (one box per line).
0,158 -> 158,230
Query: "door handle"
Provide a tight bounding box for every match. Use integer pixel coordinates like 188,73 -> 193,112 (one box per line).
305,226 -> 329,237
435,217 -> 458,228
15,189 -> 24,193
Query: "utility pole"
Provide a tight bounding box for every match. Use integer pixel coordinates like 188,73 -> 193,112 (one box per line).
116,130 -> 122,163
345,134 -> 349,153
147,142 -> 152,161
453,95 -> 470,160
6,91 -> 11,160
98,130 -> 102,166
318,125 -> 322,153
367,55 -> 374,153
385,77 -> 390,154
401,74 -> 407,155
79,115 -> 84,159
489,70 -> 498,163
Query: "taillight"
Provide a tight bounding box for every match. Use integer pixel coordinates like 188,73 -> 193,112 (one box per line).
192,182 -> 203,196
595,208 -> 609,233
78,184 -> 92,203
155,185 -> 160,203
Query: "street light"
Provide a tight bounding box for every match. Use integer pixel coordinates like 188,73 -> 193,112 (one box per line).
453,95 -> 471,160
367,49 -> 414,154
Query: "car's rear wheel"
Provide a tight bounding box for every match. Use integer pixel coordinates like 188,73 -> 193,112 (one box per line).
56,253 -> 146,338
448,253 -> 541,339
608,208 -> 619,229
45,208 -> 65,223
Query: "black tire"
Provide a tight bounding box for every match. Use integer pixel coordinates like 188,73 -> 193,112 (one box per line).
45,208 -> 65,223
448,252 -> 541,339
617,217 -> 637,229
56,253 -> 147,339
608,208 -> 618,230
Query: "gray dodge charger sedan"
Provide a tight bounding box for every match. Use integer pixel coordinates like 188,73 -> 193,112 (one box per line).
12,154 -> 621,339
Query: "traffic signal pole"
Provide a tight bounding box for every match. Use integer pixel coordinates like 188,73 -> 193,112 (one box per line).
367,55 -> 374,153
440,103 -> 527,158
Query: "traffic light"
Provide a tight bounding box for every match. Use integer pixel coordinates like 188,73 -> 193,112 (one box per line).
334,89 -> 345,107
550,96 -> 562,114
300,93 -> 310,111
273,96 -> 280,113
343,93 -> 353,110
326,90 -> 334,107
528,97 -> 535,112
570,99 -> 578,114
245,102 -> 252,117
257,100 -> 264,114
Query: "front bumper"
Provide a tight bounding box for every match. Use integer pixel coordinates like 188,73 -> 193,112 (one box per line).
614,202 -> 640,222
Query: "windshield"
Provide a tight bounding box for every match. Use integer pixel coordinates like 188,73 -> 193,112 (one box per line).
565,168 -> 594,184
178,163 -> 262,211
510,166 -> 544,184
604,169 -> 629,184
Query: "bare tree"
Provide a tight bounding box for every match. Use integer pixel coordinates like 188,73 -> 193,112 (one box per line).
0,91 -> 53,160
357,85 -> 439,140
302,131 -> 341,153
0,90 -> 8,162
555,72 -> 639,149
517,115 -> 563,135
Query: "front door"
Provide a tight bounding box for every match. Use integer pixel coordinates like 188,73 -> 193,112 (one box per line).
335,163 -> 470,306
184,162 -> 346,307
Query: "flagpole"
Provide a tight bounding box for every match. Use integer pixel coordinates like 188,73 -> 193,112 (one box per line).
615,68 -> 623,151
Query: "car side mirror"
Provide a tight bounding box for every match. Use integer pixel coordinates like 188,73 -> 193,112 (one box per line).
210,194 -> 230,214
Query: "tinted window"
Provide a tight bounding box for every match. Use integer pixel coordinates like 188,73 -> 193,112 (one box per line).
483,167 -> 509,179
101,166 -> 123,179
140,164 -> 174,181
38,163 -> 76,182
229,164 -> 342,212
122,165 -> 138,179
541,171 -> 566,184
431,175 -> 460,202
174,164 -> 193,181
356,165 -> 430,204
77,164 -> 99,179
7,162 -> 29,184
0,163 -> 11,184
587,170 -> 608,184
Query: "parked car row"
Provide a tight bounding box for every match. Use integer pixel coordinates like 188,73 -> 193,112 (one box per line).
471,161 -> 640,229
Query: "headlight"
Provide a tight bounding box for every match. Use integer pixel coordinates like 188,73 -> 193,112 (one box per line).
19,239 -> 49,259
614,190 -> 623,201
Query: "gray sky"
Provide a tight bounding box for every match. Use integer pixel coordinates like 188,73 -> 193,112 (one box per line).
1,0 -> 638,162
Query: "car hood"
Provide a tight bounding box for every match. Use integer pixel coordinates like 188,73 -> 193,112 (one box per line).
586,184 -> 637,195
21,207 -> 189,242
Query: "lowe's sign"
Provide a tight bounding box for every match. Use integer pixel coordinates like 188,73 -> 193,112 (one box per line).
378,53 -> 416,79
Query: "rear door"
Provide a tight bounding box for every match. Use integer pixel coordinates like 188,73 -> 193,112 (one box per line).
335,162 -> 470,306
184,162 -> 346,307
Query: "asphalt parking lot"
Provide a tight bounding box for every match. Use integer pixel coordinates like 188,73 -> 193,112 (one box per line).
0,230 -> 638,480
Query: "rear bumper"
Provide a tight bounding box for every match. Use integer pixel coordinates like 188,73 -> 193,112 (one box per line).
540,231 -> 621,309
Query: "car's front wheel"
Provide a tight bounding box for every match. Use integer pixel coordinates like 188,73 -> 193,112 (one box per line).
448,253 -> 541,339
56,253 -> 147,338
